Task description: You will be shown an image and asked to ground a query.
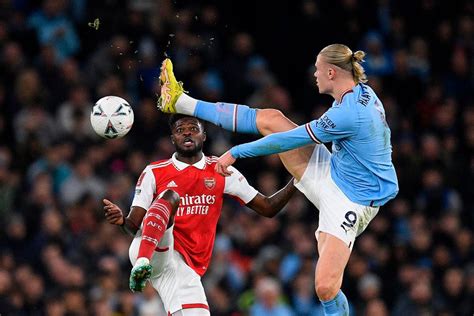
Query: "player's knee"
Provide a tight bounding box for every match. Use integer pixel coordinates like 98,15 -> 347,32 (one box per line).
256,109 -> 285,135
160,189 -> 180,213
315,278 -> 340,301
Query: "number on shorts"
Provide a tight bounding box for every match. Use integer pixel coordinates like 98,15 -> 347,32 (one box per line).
340,211 -> 357,233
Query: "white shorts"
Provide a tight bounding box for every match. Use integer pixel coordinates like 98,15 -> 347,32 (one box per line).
129,226 -> 209,314
294,144 -> 379,249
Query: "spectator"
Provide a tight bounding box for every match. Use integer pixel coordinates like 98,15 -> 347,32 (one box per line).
27,0 -> 80,63
56,84 -> 95,141
250,276 -> 294,316
60,157 -> 104,206
393,279 -> 439,315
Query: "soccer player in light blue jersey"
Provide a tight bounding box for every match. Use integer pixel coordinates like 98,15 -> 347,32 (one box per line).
158,43 -> 399,316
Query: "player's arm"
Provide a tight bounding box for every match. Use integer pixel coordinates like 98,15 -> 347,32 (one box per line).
224,166 -> 296,217
230,122 -> 318,159
246,177 -> 297,218
216,107 -> 358,176
229,106 -> 357,160
104,165 -> 157,236
103,199 -> 145,236
216,124 -> 318,176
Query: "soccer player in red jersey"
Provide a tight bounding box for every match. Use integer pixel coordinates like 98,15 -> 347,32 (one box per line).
103,114 -> 296,316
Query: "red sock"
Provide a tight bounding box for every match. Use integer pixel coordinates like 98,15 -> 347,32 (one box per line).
138,198 -> 172,260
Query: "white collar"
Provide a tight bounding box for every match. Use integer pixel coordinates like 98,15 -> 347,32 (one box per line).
171,153 -> 206,170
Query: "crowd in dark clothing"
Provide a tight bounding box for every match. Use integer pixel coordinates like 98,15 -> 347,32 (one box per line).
0,0 -> 472,315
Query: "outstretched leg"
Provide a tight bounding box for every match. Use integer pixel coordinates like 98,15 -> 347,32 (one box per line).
158,58 -> 314,180
255,109 -> 315,180
130,189 -> 180,292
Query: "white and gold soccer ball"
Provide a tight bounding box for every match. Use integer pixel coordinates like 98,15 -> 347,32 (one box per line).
90,96 -> 134,139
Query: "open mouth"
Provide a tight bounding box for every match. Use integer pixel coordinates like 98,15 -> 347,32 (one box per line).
183,138 -> 194,147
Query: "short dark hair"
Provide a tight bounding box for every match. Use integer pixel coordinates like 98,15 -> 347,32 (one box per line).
168,114 -> 203,131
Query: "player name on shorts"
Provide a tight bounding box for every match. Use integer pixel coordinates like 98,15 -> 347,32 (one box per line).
176,194 -> 217,216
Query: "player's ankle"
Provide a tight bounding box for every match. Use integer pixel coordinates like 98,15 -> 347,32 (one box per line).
134,257 -> 150,267
176,93 -> 197,115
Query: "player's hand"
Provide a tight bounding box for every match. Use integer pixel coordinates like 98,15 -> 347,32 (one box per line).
103,199 -> 124,225
216,150 -> 236,177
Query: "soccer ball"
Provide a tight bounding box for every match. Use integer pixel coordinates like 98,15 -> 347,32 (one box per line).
90,96 -> 134,139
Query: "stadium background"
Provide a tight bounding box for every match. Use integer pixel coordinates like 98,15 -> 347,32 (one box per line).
0,0 -> 472,315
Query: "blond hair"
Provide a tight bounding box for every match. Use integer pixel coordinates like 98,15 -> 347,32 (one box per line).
319,44 -> 368,83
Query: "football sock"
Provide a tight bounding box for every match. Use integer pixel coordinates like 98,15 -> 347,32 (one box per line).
137,198 -> 172,260
175,93 -> 198,115
320,290 -> 349,316
176,94 -> 259,134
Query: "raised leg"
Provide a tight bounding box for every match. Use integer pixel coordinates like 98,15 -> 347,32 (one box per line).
158,58 -> 315,181
256,109 -> 315,181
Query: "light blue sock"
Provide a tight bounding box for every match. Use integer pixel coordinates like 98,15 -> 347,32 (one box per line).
320,290 -> 349,316
194,101 -> 259,134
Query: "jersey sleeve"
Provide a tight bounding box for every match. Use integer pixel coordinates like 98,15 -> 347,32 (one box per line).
224,166 -> 258,204
309,106 -> 358,143
230,124 -> 316,159
131,166 -> 156,210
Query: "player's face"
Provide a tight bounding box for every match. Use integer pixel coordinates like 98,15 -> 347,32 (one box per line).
314,55 -> 332,94
171,118 -> 206,157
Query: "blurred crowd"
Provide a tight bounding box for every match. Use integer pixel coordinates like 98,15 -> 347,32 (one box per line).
0,0 -> 473,315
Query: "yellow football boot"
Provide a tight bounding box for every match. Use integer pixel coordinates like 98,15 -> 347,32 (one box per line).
157,58 -> 185,113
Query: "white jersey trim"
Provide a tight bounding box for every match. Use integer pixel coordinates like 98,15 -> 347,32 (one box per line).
150,160 -> 173,170
172,153 -> 206,170
131,165 -> 157,210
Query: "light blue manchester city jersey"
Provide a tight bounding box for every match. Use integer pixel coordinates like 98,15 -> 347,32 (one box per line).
307,83 -> 398,206
230,83 -> 398,206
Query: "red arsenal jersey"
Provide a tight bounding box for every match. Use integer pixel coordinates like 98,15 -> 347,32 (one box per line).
131,153 -> 258,276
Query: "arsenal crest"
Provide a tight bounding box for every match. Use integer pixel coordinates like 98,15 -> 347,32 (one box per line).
204,177 -> 216,190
